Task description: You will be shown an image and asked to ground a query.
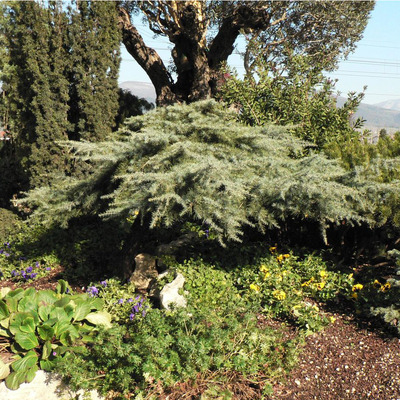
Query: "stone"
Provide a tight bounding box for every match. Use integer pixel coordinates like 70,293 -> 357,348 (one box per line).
0,370 -> 102,400
159,273 -> 187,310
129,253 -> 158,290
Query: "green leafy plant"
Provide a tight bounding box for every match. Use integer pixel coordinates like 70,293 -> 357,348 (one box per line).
54,261 -> 300,398
0,280 -> 111,390
234,250 -> 354,332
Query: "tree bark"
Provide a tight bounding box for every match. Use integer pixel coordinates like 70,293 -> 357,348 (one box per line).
118,6 -> 178,106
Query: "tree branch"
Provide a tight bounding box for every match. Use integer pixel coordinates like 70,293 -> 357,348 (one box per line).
118,5 -> 177,105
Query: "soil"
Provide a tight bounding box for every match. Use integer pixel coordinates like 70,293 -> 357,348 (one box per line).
1,268 -> 399,400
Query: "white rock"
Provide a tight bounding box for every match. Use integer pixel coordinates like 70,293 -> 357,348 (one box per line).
0,370 -> 102,400
159,273 -> 187,310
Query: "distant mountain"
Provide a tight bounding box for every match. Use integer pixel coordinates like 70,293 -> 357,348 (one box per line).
336,96 -> 400,133
119,82 -> 400,133
119,81 -> 156,104
373,99 -> 400,112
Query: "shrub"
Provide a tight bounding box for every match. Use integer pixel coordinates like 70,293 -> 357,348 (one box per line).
21,100 -> 396,248
0,280 -> 111,390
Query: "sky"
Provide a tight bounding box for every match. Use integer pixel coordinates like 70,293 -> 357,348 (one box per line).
118,1 -> 400,106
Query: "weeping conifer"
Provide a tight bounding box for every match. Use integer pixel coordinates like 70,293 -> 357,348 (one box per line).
22,100 -> 400,246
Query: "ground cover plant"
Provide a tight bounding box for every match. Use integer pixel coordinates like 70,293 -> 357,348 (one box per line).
0,280 -> 111,390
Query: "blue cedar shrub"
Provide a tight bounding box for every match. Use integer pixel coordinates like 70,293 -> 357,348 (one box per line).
21,100 -> 400,244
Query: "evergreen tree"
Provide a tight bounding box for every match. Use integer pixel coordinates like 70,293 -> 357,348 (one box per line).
1,1 -> 71,189
67,1 -> 121,142
22,101 -> 399,256
0,0 -> 121,193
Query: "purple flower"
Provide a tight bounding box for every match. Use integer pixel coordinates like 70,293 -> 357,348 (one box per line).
31,273 -> 37,279
26,266 -> 33,273
11,270 -> 18,277
100,280 -> 107,287
4,253 -> 10,257
21,271 -> 26,279
129,313 -> 135,320
52,351 -> 57,356
204,229 -> 209,238
127,298 -> 133,303
87,286 -> 99,297
35,261 -> 40,268
19,256 -> 27,261
0,250 -> 3,254
46,267 -> 52,271
118,298 -> 124,304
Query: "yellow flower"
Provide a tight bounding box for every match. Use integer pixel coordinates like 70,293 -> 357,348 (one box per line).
283,254 -> 290,259
380,282 -> 391,292
316,281 -> 325,290
276,274 -> 283,282
351,292 -> 358,300
329,316 -> 336,324
348,273 -> 354,279
352,284 -> 363,292
319,270 -> 328,279
269,246 -> 277,253
260,264 -> 269,273
272,289 -> 286,300
282,270 -> 288,276
276,254 -> 284,263
263,272 -> 271,281
250,283 -> 260,292
373,279 -> 381,288
134,210 -> 139,215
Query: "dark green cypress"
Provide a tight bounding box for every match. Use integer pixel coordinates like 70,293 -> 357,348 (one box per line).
67,1 -> 121,142
1,1 -> 71,189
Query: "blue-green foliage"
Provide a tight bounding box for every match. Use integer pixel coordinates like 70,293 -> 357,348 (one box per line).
22,100 -> 399,244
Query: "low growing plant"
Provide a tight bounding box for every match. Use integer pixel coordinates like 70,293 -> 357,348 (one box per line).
0,280 -> 112,390
234,250 -> 354,332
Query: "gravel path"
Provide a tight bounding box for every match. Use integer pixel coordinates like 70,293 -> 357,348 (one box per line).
272,312 -> 400,400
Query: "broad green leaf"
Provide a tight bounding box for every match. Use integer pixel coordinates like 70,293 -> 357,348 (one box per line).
81,334 -> 95,343
9,312 -> 32,334
73,302 -> 92,322
5,288 -> 24,300
0,299 -> 10,319
49,307 -> 69,321
85,311 -> 112,328
37,324 -> 54,341
19,317 -> 35,333
0,287 -> 11,299
22,287 -> 37,301
89,297 -> 104,311
64,303 -> 76,319
38,290 -> 57,307
15,332 -> 39,350
41,340 -> 52,360
25,365 -> 39,383
11,350 -> 38,372
6,297 -> 18,313
0,326 -> 10,337
53,319 -> 72,338
0,359 -> 10,380
40,359 -> 55,371
42,317 -> 57,327
18,296 -> 38,313
56,280 -> 71,295
0,316 -> 10,328
5,370 -> 25,390
53,297 -> 71,308
38,305 -> 52,321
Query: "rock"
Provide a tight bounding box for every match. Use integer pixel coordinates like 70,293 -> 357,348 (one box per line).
129,253 -> 158,290
159,273 -> 187,310
0,370 -> 102,400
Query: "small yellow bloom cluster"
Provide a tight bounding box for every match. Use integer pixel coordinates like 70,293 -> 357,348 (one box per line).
272,289 -> 286,300
259,264 -> 271,280
269,246 -> 277,254
250,283 -> 260,292
373,279 -> 391,292
351,283 -> 363,300
276,254 -> 290,263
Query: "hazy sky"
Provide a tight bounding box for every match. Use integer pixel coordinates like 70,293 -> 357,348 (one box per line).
118,1 -> 400,105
